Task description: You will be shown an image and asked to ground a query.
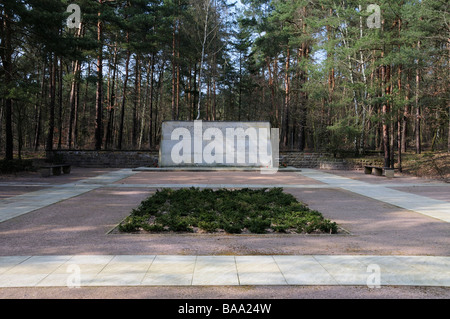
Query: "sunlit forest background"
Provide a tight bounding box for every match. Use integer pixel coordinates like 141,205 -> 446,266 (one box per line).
1,0 -> 449,169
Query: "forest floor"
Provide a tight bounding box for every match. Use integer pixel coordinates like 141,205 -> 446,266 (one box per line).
342,150 -> 450,182
400,151 -> 450,182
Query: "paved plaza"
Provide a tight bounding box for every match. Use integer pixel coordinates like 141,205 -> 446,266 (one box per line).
0,167 -> 449,298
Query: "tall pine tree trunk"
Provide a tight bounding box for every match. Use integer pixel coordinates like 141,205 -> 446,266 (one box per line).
282,46 -> 290,148
105,43 -> 118,150
132,54 -> 141,148
171,21 -> 177,120
148,53 -> 155,149
94,0 -> 104,151
46,53 -> 57,154
397,64 -> 403,172
297,38 -> 308,152
118,31 -> 131,150
402,71 -> 411,153
380,17 -> 390,168
68,25 -> 83,149
381,60 -> 390,167
1,8 -> 13,160
57,56 -> 63,150
34,63 -> 45,151
139,60 -> 151,149
68,60 -> 79,149
415,40 -> 421,154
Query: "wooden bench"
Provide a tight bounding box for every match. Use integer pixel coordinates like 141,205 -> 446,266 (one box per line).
39,164 -> 71,177
364,165 -> 394,178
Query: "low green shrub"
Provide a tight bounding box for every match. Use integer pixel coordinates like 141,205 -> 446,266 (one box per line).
222,222 -> 243,234
198,221 -> 219,233
118,187 -> 339,235
246,217 -> 271,234
142,224 -> 165,232
118,221 -> 139,233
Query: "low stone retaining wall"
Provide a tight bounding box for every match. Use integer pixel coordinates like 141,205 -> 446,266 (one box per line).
279,152 -> 349,169
50,150 -> 159,168
50,150 -> 382,170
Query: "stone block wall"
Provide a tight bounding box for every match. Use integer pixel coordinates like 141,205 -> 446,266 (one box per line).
51,150 -> 159,168
279,152 -> 349,169
51,149 -> 382,170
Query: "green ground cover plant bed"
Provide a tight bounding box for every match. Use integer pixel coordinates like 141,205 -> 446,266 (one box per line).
118,188 -> 339,234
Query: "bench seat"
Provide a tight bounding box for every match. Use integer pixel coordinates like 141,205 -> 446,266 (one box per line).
39,164 -> 71,177
364,165 -> 394,178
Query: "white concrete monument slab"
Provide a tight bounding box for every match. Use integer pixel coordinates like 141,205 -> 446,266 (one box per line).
159,121 -> 277,169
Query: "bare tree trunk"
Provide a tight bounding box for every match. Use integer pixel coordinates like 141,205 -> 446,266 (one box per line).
46,53 -> 57,154
207,68 -> 211,120
105,43 -> 118,149
415,41 -> 421,154
57,56 -> 63,150
282,46 -> 290,148
359,6 -> 368,153
326,8 -> 335,128
193,64 -> 197,120
68,59 -> 79,148
34,63 -> 46,151
238,52 -> 242,121
196,0 -> 212,120
73,75 -> 80,149
381,61 -> 390,168
148,53 -> 155,149
118,31 -> 131,150
176,38 -> 180,120
397,64 -> 403,172
1,8 -> 14,160
298,8 -> 309,151
187,66 -> 192,121
212,54 -> 217,120
155,63 -> 165,145
266,57 -> 277,128
338,8 -> 359,153
172,20 -> 177,120
94,0 -> 104,151
402,71 -> 411,153
139,59 -> 151,149
298,48 -> 307,152
132,54 -> 141,148
67,25 -> 83,149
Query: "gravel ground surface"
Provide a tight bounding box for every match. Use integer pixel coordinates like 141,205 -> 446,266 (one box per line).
1,285 -> 450,299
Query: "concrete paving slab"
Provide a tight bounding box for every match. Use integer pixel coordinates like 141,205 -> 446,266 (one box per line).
235,256 -> 287,285
0,256 -> 31,275
192,256 -> 239,285
298,169 -> 450,223
1,255 -> 449,288
0,274 -> 49,288
273,255 -> 338,285
142,255 -> 196,286
313,255 -> 369,285
92,255 -> 156,286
